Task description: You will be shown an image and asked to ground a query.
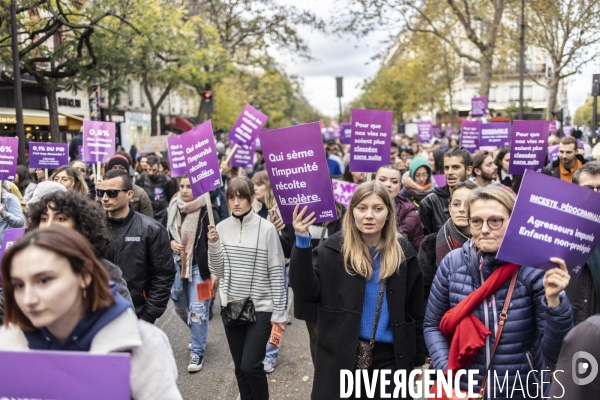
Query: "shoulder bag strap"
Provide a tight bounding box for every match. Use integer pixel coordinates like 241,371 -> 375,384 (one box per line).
369,278 -> 387,348
478,269 -> 519,397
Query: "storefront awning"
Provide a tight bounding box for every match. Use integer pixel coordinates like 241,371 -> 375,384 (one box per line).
57,111 -> 84,130
0,107 -> 68,127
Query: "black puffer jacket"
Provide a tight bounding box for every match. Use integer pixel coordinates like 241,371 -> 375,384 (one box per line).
106,205 -> 175,323
419,185 -> 451,235
136,173 -> 175,222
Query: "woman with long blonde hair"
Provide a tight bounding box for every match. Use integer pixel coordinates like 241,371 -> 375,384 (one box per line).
289,181 -> 425,399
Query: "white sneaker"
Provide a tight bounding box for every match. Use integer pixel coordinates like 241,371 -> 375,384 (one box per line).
263,361 -> 275,374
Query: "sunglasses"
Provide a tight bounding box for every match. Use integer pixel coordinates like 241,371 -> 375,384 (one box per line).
96,189 -> 129,198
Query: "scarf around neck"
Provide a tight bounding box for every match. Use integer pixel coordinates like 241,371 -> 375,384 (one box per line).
401,171 -> 435,200
167,193 -> 205,279
436,218 -> 470,266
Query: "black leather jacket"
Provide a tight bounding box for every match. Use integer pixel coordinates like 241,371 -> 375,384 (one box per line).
136,173 -> 175,222
419,185 -> 451,235
106,205 -> 175,323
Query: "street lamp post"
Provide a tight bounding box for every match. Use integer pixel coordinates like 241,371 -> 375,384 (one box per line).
10,0 -> 26,165
518,0 -> 525,120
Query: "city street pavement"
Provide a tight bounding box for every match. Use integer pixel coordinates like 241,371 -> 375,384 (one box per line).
156,294 -> 315,400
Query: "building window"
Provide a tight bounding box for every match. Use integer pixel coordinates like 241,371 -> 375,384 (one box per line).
509,86 -> 533,101
489,88 -> 497,102
524,86 -> 532,100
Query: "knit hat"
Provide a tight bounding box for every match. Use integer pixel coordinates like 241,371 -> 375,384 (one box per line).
408,157 -> 432,181
27,181 -> 67,209
107,154 -> 130,171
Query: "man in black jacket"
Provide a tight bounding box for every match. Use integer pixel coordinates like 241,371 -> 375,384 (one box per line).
100,169 -> 175,323
136,155 -> 175,222
543,135 -> 587,182
419,146 -> 473,235
566,162 -> 600,325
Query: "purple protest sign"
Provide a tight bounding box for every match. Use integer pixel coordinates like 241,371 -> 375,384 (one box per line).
497,170 -> 600,275
548,145 -> 559,163
0,227 -> 25,260
180,121 -> 222,198
508,120 -> 549,175
432,125 -> 442,138
349,109 -> 393,173
78,145 -> 84,161
417,121 -> 432,143
227,104 -> 268,150
29,142 -> 68,169
166,135 -> 187,177
445,126 -> 454,138
480,123 -> 511,147
0,137 -> 17,180
332,179 -> 358,208
260,122 -> 337,224
340,123 -> 352,145
331,126 -> 341,140
433,174 -> 446,188
460,120 -> 480,153
471,96 -> 487,117
230,143 -> 255,169
563,126 -> 573,136
0,350 -> 130,400
83,120 -> 115,163
549,121 -> 557,134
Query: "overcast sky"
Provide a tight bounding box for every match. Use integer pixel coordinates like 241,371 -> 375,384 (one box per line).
277,1 -> 598,120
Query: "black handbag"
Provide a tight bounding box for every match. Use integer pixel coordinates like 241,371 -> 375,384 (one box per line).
354,279 -> 386,369
221,219 -> 261,328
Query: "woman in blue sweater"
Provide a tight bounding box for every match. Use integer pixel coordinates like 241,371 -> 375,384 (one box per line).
289,181 -> 425,399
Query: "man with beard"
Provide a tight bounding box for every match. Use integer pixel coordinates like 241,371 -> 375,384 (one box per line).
419,147 -> 473,235
471,150 -> 498,187
543,136 -> 587,182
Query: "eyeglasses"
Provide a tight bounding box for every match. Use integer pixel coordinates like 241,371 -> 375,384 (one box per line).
468,217 -> 508,230
582,185 -> 600,192
96,189 -> 129,198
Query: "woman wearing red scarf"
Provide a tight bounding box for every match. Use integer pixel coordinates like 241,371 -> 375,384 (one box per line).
424,185 -> 573,399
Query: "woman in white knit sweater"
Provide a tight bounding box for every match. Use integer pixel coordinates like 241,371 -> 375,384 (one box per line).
207,176 -> 286,400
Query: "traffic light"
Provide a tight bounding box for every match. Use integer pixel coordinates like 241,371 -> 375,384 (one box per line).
201,91 -> 214,114
552,109 -> 563,122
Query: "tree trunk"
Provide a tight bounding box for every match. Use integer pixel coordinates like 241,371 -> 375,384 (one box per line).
36,76 -> 62,143
478,55 -> 493,98
547,70 -> 560,120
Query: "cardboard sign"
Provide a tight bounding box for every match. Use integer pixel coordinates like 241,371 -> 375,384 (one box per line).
497,170 -> 600,275
29,143 -> 69,169
0,350 -> 131,400
480,123 -> 511,147
260,122 -> 338,224
508,120 -> 549,175
417,121 -> 433,143
83,120 -> 115,163
563,126 -> 573,136
548,145 -> 559,164
460,120 -> 480,153
227,104 -> 268,150
230,142 -> 255,169
432,125 -> 443,139
0,227 -> 25,260
138,136 -> 167,153
471,96 -> 487,118
78,145 -> 84,161
332,179 -> 358,208
340,123 -> 352,145
549,121 -> 557,134
179,121 -> 222,198
445,126 -> 454,138
166,135 -> 187,177
349,109 -> 393,173
0,137 -> 18,180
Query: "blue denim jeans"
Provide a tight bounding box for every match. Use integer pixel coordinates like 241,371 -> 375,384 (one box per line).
171,255 -> 210,357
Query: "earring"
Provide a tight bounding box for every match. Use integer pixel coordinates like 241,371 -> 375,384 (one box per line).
82,288 -> 87,299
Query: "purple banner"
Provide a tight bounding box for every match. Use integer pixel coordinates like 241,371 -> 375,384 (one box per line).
480,123 -> 511,147
28,142 -> 69,169
0,350 -> 130,399
166,135 -> 187,177
83,120 -> 115,163
548,145 -> 559,164
433,174 -> 446,188
563,125 -> 573,136
331,125 -> 341,140
471,96 -> 487,117
497,170 -> 600,275
260,122 -> 338,224
78,145 -> 84,161
180,121 -> 222,198
432,125 -> 442,139
0,137 -> 18,180
417,121 -> 432,143
227,104 -> 268,150
0,227 -> 25,260
549,121 -> 557,134
230,142 -> 255,169
460,120 -> 480,153
445,126 -> 454,138
508,120 -> 549,175
349,109 -> 393,173
332,179 -> 358,208
340,123 -> 352,145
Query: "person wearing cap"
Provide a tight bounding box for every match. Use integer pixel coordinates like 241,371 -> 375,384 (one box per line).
26,181 -> 67,212
106,155 -> 154,219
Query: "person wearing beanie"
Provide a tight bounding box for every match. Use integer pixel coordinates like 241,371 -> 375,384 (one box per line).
399,156 -> 437,210
26,181 -> 67,211
107,155 -> 154,219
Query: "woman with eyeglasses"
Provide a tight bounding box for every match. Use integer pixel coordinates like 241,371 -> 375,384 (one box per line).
51,166 -> 89,197
424,185 -> 573,398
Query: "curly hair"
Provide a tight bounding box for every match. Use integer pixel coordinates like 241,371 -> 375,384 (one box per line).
27,191 -> 110,258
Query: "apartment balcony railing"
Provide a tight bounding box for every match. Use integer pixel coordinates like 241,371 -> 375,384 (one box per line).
463,64 -> 547,78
